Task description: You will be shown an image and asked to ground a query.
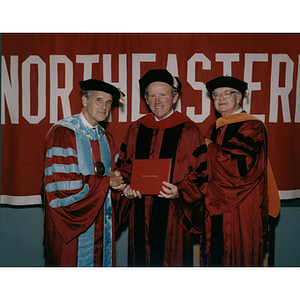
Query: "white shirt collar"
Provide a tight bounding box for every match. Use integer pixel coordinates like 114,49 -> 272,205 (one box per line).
79,112 -> 98,129
154,109 -> 174,121
233,107 -> 243,114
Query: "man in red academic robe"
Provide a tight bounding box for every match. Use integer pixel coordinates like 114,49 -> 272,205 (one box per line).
116,69 -> 208,267
41,79 -> 127,267
203,76 -> 280,266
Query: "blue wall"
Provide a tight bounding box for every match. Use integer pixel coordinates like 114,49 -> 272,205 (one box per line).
274,200 -> 300,266
0,200 -> 299,267
0,205 -> 44,266
0,204 -> 131,266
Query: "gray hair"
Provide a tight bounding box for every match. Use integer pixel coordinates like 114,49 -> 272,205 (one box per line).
81,90 -> 93,101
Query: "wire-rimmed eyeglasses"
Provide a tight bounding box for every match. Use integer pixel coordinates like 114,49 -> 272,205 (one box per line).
212,90 -> 238,101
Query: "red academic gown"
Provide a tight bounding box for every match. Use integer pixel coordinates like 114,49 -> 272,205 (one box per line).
203,112 -> 269,266
117,112 -> 207,267
42,118 -> 127,267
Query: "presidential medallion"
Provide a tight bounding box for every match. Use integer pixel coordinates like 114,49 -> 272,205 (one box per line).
94,161 -> 105,177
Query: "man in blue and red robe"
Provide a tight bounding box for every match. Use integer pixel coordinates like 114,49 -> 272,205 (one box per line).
41,79 -> 127,267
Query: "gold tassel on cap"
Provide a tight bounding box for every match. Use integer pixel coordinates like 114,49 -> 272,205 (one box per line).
118,88 -> 125,103
172,75 -> 178,89
245,87 -> 249,97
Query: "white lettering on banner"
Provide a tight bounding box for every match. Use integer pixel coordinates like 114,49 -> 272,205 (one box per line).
215,53 -> 240,76
2,53 -> 300,125
76,54 -> 99,80
103,54 -> 127,122
1,55 -> 19,124
132,53 -> 156,121
270,54 -> 294,123
166,54 -> 182,113
244,53 -> 269,122
186,53 -> 211,122
22,56 -> 46,124
49,55 -> 73,123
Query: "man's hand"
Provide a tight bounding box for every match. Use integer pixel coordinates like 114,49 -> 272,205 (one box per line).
159,181 -> 179,199
123,185 -> 142,199
108,170 -> 126,190
205,138 -> 212,146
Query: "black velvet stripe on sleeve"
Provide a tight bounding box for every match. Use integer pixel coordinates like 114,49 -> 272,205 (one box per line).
222,122 -> 244,145
115,158 -> 121,168
193,144 -> 207,158
235,133 -> 261,150
196,160 -> 207,173
194,174 -> 209,186
224,142 -> 259,159
120,142 -> 127,153
237,155 -> 248,177
195,160 -> 208,184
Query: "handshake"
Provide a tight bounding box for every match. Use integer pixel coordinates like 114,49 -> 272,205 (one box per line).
107,170 -> 125,190
107,170 -> 178,200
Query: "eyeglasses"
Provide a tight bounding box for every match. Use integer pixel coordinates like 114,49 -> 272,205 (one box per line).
212,90 -> 238,100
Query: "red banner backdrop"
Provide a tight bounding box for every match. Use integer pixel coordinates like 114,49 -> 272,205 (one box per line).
1,33 -> 300,205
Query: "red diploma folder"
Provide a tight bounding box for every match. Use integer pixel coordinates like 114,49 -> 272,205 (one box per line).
130,159 -> 172,195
